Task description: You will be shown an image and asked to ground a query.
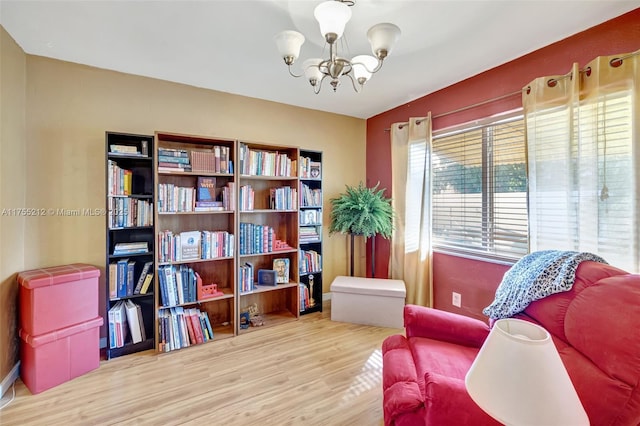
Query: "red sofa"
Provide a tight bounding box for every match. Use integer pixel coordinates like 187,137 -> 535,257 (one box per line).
381,261 -> 640,425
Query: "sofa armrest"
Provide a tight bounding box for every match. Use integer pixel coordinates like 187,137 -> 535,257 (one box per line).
404,304 -> 490,348
423,372 -> 500,426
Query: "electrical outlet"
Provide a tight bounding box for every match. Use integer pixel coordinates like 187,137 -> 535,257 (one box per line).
452,292 -> 462,308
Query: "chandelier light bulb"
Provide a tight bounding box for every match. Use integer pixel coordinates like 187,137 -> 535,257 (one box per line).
314,0 -> 352,43
367,23 -> 401,59
303,58 -> 324,87
274,30 -> 305,65
352,55 -> 378,85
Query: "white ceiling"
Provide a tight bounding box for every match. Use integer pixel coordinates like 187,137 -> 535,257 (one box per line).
1,0 -> 639,119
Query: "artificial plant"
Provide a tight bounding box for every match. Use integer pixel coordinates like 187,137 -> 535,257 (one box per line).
329,182 -> 393,277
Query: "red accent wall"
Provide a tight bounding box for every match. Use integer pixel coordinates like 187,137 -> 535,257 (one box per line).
366,8 -> 640,316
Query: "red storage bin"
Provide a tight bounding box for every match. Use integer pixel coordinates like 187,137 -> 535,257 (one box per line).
19,316 -> 103,394
18,263 -> 100,336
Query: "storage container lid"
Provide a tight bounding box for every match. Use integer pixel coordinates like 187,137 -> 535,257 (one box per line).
19,316 -> 104,347
17,263 -> 100,289
330,276 -> 406,297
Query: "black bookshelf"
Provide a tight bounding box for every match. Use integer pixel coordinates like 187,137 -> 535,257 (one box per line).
105,131 -> 156,359
299,149 -> 323,315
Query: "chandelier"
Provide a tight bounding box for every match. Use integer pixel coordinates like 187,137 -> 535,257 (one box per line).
274,0 -> 401,94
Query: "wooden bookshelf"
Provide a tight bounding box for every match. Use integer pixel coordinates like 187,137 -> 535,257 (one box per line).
154,131 -> 237,352
237,140 -> 300,334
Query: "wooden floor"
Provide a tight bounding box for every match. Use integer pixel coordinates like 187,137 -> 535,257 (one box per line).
0,302 -> 401,426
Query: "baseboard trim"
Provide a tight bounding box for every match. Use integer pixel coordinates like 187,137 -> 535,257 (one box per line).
0,362 -> 20,398
323,292 -> 331,301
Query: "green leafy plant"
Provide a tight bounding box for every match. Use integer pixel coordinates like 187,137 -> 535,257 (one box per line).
329,182 -> 393,238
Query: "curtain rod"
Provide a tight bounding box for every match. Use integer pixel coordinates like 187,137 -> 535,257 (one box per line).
386,49 -> 640,132
386,89 -> 522,131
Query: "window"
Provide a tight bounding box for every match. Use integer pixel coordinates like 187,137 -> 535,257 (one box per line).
431,114 -> 528,260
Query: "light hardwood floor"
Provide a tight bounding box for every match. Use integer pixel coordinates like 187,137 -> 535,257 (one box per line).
0,302 -> 401,426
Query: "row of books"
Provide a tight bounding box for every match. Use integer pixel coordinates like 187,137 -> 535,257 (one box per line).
158,147 -> 234,175
158,307 -> 214,352
109,259 -> 153,299
157,230 -> 235,263
300,250 -> 322,274
107,160 -> 134,196
240,185 -> 297,211
299,283 -> 311,312
299,157 -> 321,179
269,186 -> 298,211
113,241 -> 149,255
110,143 -> 148,157
238,143 -> 297,177
299,226 -> 321,243
191,146 -> 233,174
239,222 -> 293,255
300,183 -> 322,207
108,197 -> 153,228
158,264 -> 200,307
109,299 -> 147,348
157,148 -> 191,172
157,181 -> 235,212
238,262 -> 255,294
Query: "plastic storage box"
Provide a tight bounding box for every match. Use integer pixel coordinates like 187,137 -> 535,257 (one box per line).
19,316 -> 103,394
18,263 -> 100,336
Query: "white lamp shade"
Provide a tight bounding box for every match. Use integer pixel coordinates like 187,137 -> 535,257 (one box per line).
351,55 -> 378,82
274,30 -> 305,61
367,23 -> 401,57
303,58 -> 324,84
465,319 -> 589,426
314,1 -> 352,40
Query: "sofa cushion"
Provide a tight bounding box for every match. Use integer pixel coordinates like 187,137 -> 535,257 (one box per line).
563,275 -> 640,425
409,337 -> 479,390
523,261 -> 627,341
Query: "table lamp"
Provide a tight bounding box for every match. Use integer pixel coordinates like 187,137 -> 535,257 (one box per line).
465,318 -> 589,426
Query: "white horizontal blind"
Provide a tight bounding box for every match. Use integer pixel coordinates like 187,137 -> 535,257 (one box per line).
432,115 -> 528,260
528,92 -> 637,271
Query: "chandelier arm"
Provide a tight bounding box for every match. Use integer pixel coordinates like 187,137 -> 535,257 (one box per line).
287,64 -> 304,78
345,72 -> 361,93
314,74 -> 330,94
350,57 -> 384,74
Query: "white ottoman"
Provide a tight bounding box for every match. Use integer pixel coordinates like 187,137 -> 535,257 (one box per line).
330,276 -> 406,328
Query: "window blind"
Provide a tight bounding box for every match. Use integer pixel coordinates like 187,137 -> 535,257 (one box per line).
432,114 -> 528,260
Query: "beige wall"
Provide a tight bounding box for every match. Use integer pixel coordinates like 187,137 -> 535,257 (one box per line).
21,55 -> 365,333
0,27 -> 26,387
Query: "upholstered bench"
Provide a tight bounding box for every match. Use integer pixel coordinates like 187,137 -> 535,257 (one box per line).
330,276 -> 406,328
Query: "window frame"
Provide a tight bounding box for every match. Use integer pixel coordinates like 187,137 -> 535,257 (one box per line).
431,110 -> 528,263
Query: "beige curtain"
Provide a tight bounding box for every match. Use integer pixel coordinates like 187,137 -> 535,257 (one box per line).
389,115 -> 432,306
524,50 -> 639,272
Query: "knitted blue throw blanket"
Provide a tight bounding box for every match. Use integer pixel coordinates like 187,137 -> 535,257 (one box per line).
483,250 -> 608,320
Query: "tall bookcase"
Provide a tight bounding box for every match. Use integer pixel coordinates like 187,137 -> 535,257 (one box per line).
298,149 -> 323,315
237,141 -> 300,334
154,132 -> 237,352
105,132 -> 156,359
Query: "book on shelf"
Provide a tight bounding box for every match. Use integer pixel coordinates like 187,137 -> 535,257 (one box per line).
133,261 -> 153,295
109,301 -> 128,348
196,176 -> 216,202
273,258 -> 290,284
139,273 -> 154,295
110,144 -> 141,156
180,231 -> 201,260
124,299 -> 145,344
310,161 -> 321,178
126,260 -> 136,296
113,242 -> 148,255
